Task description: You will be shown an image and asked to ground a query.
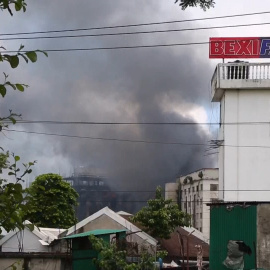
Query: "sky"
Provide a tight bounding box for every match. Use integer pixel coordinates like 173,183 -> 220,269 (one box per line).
1,0 -> 270,196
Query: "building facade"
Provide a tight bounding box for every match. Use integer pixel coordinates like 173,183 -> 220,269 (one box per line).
212,62 -> 270,201
176,168 -> 218,240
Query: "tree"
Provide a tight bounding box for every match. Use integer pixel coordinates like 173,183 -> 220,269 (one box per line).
25,173 -> 79,228
0,0 -> 47,235
174,0 -> 215,10
0,153 -> 35,234
89,234 -> 155,270
132,186 -> 190,239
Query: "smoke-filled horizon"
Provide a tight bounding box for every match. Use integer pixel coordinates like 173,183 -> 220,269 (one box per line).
3,0 -> 268,202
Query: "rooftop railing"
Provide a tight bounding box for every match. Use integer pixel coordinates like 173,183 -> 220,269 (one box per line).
211,62 -> 270,101
212,62 -> 270,82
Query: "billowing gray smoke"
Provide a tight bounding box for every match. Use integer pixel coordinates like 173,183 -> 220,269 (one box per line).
1,0 -> 216,213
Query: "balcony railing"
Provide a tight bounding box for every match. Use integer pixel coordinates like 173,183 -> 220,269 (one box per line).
211,62 -> 270,101
217,62 -> 270,80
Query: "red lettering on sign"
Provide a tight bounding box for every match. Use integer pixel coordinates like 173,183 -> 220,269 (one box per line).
237,40 -> 251,55
224,40 -> 235,55
209,37 -> 261,58
210,41 -> 224,55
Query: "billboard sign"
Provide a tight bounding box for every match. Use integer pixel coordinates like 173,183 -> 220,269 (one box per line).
209,37 -> 270,58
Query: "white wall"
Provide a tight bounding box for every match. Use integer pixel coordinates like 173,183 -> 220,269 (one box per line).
1,229 -> 49,252
178,168 -> 218,240
165,183 -> 178,202
219,89 -> 270,201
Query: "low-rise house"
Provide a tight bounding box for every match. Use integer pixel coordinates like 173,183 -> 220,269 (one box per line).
61,206 -> 158,255
0,221 -> 65,252
159,226 -> 209,266
0,222 -> 69,270
64,229 -> 127,270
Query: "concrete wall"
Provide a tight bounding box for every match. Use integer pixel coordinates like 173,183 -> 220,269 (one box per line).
257,204 -> 270,269
219,89 -> 270,201
0,256 -> 70,270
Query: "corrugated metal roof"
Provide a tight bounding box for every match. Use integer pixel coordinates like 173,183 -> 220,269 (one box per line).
64,229 -> 127,239
210,204 -> 257,270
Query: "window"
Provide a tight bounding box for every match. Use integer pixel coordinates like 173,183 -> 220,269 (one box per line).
188,188 -> 190,193
200,184 -> 203,190
200,198 -> 203,205
82,180 -> 88,186
184,189 -> 186,195
192,187 -> 195,192
197,199 -> 199,206
99,181 -> 104,186
196,185 -> 199,192
210,184 -> 218,191
184,202 -> 187,208
200,213 -> 202,219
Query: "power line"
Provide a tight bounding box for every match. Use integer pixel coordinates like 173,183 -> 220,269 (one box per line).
6,37 -> 267,53
2,21 -> 270,41
4,129 -> 270,149
1,41 -> 210,53
4,129 -> 208,146
60,189 -> 270,192
1,10 -> 270,36
4,120 -> 270,125
5,37 -> 267,53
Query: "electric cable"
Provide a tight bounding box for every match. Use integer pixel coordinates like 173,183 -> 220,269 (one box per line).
3,129 -> 208,146
4,128 -> 270,149
1,21 -> 270,41
3,120 -> 270,125
1,10 -> 270,36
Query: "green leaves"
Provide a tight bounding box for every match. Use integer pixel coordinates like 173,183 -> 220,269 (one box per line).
25,51 -> 37,63
0,84 -> 6,97
2,49 -> 47,68
25,173 -> 79,228
132,186 -> 190,239
175,0 -> 215,10
89,235 -> 155,270
9,55 -> 19,68
15,84 -> 25,92
0,0 -> 27,15
0,149 -> 36,234
0,78 -> 28,98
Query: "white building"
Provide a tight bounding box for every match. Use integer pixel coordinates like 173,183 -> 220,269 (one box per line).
0,221 -> 65,252
212,62 -> 270,201
172,168 -> 218,240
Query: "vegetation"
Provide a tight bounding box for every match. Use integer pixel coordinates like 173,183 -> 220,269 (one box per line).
25,174 -> 78,228
0,153 -> 35,234
175,0 -> 215,10
89,234 -> 155,270
0,0 -> 47,234
132,186 -> 190,239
